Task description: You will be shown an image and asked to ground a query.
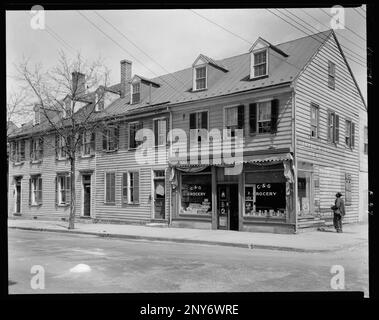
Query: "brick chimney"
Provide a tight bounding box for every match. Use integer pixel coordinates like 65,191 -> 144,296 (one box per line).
72,71 -> 86,97
120,59 -> 132,98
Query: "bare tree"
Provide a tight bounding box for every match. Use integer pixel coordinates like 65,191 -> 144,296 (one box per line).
16,51 -> 115,229
7,89 -> 31,137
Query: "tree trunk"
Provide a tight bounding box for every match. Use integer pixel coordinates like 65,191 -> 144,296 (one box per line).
68,157 -> 76,229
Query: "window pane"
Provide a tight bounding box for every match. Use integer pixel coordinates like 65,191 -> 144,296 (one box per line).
258,102 -> 271,121
196,78 -> 206,90
196,67 -> 206,79
226,107 -> 238,127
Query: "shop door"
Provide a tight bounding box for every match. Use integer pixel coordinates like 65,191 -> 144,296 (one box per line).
153,170 -> 165,219
82,175 -> 91,217
217,184 -> 239,231
15,178 -> 21,213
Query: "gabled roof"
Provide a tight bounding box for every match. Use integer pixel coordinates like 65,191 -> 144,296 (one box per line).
193,54 -> 229,72
131,74 -> 161,87
249,37 -> 289,57
12,29 -> 363,138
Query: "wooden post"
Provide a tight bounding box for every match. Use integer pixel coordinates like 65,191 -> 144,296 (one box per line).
211,166 -> 217,229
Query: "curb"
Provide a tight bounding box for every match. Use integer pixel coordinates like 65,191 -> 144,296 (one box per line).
8,226 -> 342,253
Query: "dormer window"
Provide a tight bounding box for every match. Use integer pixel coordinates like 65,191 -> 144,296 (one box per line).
194,66 -> 207,91
34,107 -> 40,125
95,93 -> 104,112
131,82 -> 141,104
253,50 -> 268,77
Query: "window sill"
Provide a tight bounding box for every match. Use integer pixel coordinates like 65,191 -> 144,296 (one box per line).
56,157 -> 68,161
249,132 -> 274,137
122,202 -> 140,206
104,202 -> 116,205
103,149 -> 118,153
30,160 -> 42,164
13,161 -> 25,166
192,88 -> 207,92
30,204 -> 42,207
80,154 -> 95,159
249,74 -> 269,81
57,204 -> 69,207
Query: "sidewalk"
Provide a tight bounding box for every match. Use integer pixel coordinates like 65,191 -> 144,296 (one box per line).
8,218 -> 368,253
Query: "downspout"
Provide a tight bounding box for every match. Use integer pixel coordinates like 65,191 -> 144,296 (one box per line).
292,88 -> 298,234
167,106 -> 173,226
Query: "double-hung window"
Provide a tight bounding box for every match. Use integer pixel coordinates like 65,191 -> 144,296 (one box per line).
310,103 -> 319,138
103,126 -> 119,152
129,122 -> 143,149
225,105 -> 245,137
30,137 -> 43,161
56,173 -> 70,205
253,50 -> 267,77
29,175 -> 42,206
81,131 -> 95,156
189,111 -> 208,146
327,110 -> 340,144
249,100 -> 279,134
328,61 -> 336,89
122,171 -> 139,204
56,135 -> 70,159
345,120 -> 355,149
132,83 -> 141,104
105,172 -> 116,204
194,66 -> 207,90
12,140 -> 26,162
154,118 -> 167,146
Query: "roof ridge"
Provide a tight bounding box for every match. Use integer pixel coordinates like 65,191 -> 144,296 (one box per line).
274,29 -> 333,47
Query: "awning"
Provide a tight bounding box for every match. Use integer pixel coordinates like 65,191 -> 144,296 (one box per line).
239,152 -> 293,165
168,152 -> 292,167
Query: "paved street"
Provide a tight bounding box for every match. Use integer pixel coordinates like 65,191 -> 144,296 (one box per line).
8,229 -> 368,295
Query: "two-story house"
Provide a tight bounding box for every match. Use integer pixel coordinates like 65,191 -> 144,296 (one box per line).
8,29 -> 367,233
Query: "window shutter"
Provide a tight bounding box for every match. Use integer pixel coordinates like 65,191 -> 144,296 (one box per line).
29,178 -> 31,206
38,177 -> 42,204
133,172 -> 139,203
66,175 -> 71,205
102,129 -> 107,150
40,138 -> 44,158
237,105 -> 245,130
114,126 -> 119,150
154,119 -> 158,146
201,112 -> 208,129
249,103 -> 257,134
78,132 -> 83,154
111,173 -> 115,203
55,134 -> 59,158
335,115 -> 340,143
351,122 -> 355,148
20,140 -> 25,161
189,113 -> 196,130
11,142 -> 15,161
55,176 -> 58,205
271,99 -> 279,133
122,173 -> 127,204
30,139 -> 33,158
90,132 -> 96,153
327,112 -> 331,141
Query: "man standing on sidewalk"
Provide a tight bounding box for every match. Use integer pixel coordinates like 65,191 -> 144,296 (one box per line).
332,192 -> 346,233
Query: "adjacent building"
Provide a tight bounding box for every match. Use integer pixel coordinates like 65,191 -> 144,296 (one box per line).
8,30 -> 368,233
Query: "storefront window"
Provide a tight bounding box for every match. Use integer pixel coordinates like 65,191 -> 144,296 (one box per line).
244,183 -> 286,218
180,174 -> 212,215
298,176 -> 311,215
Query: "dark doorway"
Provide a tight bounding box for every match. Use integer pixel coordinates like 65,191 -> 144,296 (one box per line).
15,178 -> 21,213
153,170 -> 165,219
82,175 -> 91,217
217,184 -> 239,231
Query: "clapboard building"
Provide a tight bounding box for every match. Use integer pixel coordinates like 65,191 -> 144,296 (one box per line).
8,30 -> 367,233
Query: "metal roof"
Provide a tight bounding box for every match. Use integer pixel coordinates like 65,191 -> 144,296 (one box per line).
10,30 -> 333,138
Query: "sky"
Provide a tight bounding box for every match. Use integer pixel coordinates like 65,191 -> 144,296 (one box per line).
6,7 -> 367,125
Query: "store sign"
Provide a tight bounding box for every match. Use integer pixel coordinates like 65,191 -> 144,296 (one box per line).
256,184 -> 277,197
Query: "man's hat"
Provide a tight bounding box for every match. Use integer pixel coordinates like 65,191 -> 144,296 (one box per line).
336,192 -> 342,197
